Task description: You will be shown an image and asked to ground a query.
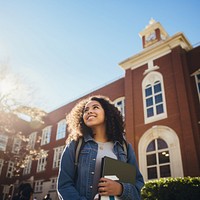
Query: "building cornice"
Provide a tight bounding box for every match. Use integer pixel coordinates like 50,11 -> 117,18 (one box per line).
119,32 -> 193,71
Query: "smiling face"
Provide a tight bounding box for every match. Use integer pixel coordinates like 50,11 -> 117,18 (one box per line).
83,100 -> 106,129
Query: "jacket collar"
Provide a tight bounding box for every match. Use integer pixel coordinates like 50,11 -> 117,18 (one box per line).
83,133 -> 124,147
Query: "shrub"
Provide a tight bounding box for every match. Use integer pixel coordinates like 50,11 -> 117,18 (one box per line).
141,176 -> 200,200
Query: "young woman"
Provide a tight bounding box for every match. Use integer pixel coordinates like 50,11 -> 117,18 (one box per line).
57,95 -> 144,200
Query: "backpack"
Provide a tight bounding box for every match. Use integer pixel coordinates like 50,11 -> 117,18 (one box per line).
74,137 -> 128,176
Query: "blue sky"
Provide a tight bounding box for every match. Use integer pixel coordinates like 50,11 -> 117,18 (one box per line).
0,0 -> 199,112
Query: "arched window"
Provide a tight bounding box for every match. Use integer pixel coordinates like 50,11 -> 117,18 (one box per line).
146,138 -> 171,179
138,126 -> 183,181
142,72 -> 167,124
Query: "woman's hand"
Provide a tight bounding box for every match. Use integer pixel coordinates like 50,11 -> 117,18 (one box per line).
98,177 -> 123,197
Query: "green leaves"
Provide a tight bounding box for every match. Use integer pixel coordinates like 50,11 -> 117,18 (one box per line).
141,177 -> 200,200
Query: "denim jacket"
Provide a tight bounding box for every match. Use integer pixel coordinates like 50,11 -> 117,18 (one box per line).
57,134 -> 144,200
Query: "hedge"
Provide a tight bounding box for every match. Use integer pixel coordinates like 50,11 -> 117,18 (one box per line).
141,176 -> 200,200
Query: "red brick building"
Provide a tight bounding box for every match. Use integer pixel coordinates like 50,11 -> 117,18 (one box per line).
0,19 -> 199,200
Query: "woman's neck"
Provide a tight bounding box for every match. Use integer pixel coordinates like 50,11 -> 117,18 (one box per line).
94,134 -> 108,142
92,125 -> 108,142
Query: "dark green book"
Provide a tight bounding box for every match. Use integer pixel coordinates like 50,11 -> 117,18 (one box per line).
101,156 -> 136,185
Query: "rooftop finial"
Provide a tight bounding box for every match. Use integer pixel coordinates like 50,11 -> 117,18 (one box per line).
149,18 -> 156,25
145,18 -> 156,29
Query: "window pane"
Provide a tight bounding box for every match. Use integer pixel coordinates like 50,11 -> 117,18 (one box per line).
145,86 -> 152,97
117,101 -> 122,106
148,167 -> 157,179
160,165 -> 171,177
195,74 -> 200,102
0,135 -> 8,151
159,151 -> 170,164
155,94 -> 163,104
147,141 -> 155,152
56,121 -> 66,140
146,97 -> 153,107
154,82 -> 161,93
157,139 -> 168,149
147,107 -> 154,117
156,104 -> 164,114
114,99 -> 125,117
147,154 -> 157,166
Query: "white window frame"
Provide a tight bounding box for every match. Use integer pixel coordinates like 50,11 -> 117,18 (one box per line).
56,119 -> 66,140
50,177 -> 57,191
41,126 -> 52,145
36,151 -> 48,172
3,185 -> 10,196
6,161 -> 15,178
138,125 -> 183,181
34,180 -> 43,192
142,71 -> 167,124
194,71 -> 200,102
12,138 -> 21,154
53,146 -> 65,168
113,97 -> 125,117
0,159 -> 4,175
28,132 -> 37,149
0,135 -> 8,151
23,155 -> 32,175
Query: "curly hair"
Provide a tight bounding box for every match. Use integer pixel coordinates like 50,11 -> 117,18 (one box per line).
66,95 -> 125,144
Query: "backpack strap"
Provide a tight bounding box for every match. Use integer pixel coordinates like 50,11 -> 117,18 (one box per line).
74,137 -> 84,177
75,137 -> 83,167
122,138 -> 128,158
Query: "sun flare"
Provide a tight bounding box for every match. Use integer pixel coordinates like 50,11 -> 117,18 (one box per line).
0,79 -> 15,96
